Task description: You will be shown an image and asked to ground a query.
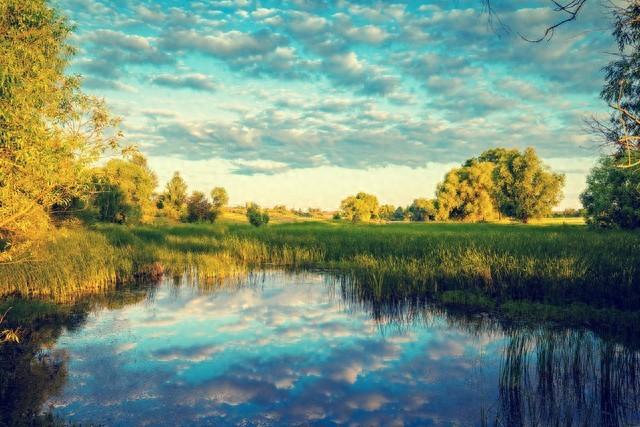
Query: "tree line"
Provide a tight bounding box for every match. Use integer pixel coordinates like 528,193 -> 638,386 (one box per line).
339,147 -> 565,223
86,161 -> 270,226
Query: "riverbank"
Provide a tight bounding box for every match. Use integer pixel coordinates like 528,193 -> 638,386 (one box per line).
1,221 -> 638,311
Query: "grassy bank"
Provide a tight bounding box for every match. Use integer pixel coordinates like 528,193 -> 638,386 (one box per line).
0,221 -> 638,311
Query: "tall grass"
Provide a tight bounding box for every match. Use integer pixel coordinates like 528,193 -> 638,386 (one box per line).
0,221 -> 639,309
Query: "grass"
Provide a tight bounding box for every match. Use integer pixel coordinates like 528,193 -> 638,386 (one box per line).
0,221 -> 638,312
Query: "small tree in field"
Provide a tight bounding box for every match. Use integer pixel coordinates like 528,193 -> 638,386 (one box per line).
246,203 -> 269,227
186,191 -> 213,222
408,198 -> 437,222
436,161 -> 498,222
339,192 -> 379,223
210,187 -> 228,221
162,172 -> 188,220
484,148 -> 565,223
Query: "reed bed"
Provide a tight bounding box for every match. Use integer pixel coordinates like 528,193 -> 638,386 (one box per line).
0,221 -> 638,309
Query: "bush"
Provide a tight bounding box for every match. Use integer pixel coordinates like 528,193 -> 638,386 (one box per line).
246,203 -> 269,227
581,155 -> 640,229
186,192 -> 214,223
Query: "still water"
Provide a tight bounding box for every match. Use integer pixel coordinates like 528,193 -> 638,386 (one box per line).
3,271 -> 640,426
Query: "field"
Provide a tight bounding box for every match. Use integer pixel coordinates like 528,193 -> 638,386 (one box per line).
0,220 -> 638,311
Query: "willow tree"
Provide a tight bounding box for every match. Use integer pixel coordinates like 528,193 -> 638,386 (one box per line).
339,192 -> 379,223
0,0 -> 120,261
407,198 -> 437,222
436,161 -> 498,222
482,148 -> 565,222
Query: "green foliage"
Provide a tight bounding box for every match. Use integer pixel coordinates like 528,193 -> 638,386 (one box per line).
246,203 -> 269,227
3,222 -> 640,313
407,198 -> 437,222
438,148 -> 565,223
339,192 -> 379,223
392,206 -> 406,221
160,172 -> 187,220
0,0 -> 121,262
94,184 -> 130,223
186,191 -> 214,222
210,187 -> 228,221
581,156 -> 640,228
436,161 -> 498,222
599,2 -> 640,163
92,154 -> 157,224
378,204 -> 395,221
488,148 -> 565,222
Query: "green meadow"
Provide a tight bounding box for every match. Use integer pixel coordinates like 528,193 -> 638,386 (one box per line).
2,221 -> 638,328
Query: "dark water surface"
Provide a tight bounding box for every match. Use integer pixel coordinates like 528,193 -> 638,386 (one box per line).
2,271 -> 640,426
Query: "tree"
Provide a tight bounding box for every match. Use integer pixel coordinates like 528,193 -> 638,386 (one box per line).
436,161 -> 498,222
482,0 -> 588,42
581,156 -> 640,228
94,184 -> 127,223
339,192 -> 379,223
408,199 -> 437,222
210,187 -> 228,221
246,203 -> 269,227
185,192 -> 213,222
490,148 -> 565,222
593,2 -> 640,168
161,172 -> 187,220
0,0 -> 121,261
93,154 -> 157,224
392,206 -> 406,221
378,204 -> 395,221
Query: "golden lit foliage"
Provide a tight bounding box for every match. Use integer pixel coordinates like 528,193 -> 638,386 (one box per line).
437,161 -> 498,222
340,192 -> 379,222
0,0 -> 120,262
437,148 -> 564,223
93,153 -> 157,224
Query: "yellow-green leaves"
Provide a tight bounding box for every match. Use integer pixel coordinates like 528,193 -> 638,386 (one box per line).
0,0 -> 121,262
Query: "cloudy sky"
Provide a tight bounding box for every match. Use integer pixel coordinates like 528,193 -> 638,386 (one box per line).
58,0 -> 614,209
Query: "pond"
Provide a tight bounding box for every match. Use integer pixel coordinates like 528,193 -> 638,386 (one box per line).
2,271 -> 639,426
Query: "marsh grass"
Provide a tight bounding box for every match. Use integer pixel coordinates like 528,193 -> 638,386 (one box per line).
0,222 -> 639,312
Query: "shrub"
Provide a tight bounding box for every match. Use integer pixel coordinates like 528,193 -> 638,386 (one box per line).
246,203 -> 269,227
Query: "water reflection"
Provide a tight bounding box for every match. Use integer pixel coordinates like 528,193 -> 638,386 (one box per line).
0,271 -> 638,426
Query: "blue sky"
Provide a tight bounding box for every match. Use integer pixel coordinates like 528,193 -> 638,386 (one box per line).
57,0 -> 614,209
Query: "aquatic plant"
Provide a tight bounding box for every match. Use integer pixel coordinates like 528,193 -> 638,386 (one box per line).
0,222 -> 638,313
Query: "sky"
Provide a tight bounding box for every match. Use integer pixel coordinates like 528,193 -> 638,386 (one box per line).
56,0 -> 615,209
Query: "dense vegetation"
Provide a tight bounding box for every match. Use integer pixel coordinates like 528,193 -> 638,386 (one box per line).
1,222 -> 638,319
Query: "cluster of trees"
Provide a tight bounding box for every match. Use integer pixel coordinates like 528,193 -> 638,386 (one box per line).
154,172 -> 229,223
339,148 -> 565,223
437,148 -> 565,223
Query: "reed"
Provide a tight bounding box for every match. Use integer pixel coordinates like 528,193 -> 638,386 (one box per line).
0,221 -> 638,310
